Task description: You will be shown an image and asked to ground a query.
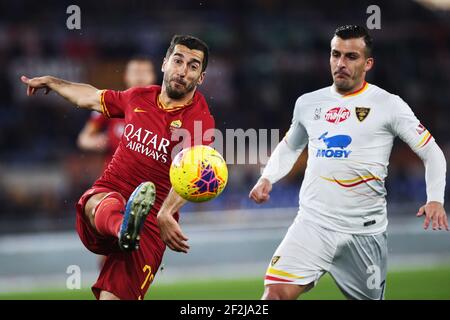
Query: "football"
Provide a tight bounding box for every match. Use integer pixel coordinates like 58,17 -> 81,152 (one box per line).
170,145 -> 228,202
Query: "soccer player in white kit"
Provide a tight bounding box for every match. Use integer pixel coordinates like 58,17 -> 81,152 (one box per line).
249,25 -> 448,300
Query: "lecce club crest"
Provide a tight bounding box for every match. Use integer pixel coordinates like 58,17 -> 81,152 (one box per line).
355,107 -> 371,122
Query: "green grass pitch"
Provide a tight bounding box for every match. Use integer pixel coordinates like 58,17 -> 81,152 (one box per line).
1,265 -> 449,300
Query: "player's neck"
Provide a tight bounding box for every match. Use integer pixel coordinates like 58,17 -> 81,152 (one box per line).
159,88 -> 195,110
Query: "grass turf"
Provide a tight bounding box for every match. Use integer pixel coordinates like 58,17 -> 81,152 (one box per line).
1,266 -> 449,300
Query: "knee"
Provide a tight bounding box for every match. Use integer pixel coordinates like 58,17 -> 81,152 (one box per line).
84,192 -> 125,225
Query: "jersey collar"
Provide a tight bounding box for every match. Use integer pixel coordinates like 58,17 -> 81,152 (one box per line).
331,81 -> 369,98
157,94 -> 194,112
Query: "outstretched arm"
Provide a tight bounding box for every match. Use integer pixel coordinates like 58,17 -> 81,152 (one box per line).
249,139 -> 303,203
157,188 -> 189,253
249,97 -> 308,204
414,141 -> 448,231
21,75 -> 103,112
389,96 -> 447,231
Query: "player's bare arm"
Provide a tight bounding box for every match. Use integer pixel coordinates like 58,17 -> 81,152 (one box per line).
20,75 -> 103,112
77,122 -> 108,152
157,188 -> 190,253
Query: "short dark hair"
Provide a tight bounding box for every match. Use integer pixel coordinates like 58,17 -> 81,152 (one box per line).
334,25 -> 373,57
165,35 -> 209,72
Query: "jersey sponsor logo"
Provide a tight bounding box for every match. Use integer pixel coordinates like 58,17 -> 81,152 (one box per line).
355,107 -> 371,122
415,123 -> 433,148
319,132 -> 352,148
133,107 -> 147,113
316,131 -> 352,158
363,220 -> 376,227
123,124 -> 170,163
416,123 -> 426,135
325,107 -> 350,124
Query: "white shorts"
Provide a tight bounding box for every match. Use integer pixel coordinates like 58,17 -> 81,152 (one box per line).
265,216 -> 387,300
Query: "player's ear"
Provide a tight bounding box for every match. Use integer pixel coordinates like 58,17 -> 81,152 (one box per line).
197,71 -> 206,86
161,57 -> 168,73
365,57 -> 374,72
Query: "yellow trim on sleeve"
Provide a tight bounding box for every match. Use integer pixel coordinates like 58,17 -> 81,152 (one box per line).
266,267 -> 304,279
416,131 -> 431,148
100,90 -> 111,118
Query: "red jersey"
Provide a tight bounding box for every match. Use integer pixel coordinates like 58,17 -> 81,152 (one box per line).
88,112 -> 125,164
94,85 -> 215,213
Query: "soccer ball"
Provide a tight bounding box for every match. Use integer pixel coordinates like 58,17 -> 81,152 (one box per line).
170,145 -> 228,202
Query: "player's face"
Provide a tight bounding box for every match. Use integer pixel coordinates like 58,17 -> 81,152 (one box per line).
162,44 -> 205,99
124,61 -> 156,88
330,36 -> 373,93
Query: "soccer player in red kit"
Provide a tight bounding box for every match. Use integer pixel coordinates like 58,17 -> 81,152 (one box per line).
77,58 -> 157,270
21,35 -> 214,300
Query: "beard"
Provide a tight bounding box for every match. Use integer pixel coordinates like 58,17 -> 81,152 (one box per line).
332,70 -> 358,93
164,74 -> 198,99
334,77 -> 353,91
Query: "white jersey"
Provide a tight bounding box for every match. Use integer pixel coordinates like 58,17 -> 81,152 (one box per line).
286,82 -> 435,234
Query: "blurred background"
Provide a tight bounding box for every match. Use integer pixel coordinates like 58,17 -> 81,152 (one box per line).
0,0 -> 449,299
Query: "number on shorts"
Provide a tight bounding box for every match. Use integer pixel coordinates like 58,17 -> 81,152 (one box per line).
141,264 -> 154,290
